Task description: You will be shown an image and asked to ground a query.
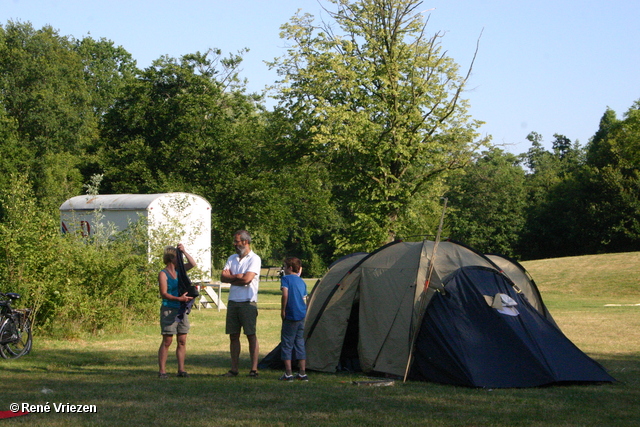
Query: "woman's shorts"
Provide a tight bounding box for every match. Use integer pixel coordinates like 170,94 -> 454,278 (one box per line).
160,306 -> 190,335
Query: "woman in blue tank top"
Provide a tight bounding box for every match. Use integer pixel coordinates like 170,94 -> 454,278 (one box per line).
158,243 -> 196,379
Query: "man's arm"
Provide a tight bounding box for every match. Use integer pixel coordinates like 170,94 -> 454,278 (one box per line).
221,270 -> 257,286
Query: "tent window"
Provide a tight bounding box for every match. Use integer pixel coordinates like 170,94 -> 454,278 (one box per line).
484,293 -> 520,316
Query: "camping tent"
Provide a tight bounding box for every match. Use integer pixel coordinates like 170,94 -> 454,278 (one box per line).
300,239 -> 614,388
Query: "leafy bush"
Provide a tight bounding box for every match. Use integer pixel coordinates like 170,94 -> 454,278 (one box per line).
0,174 -> 158,337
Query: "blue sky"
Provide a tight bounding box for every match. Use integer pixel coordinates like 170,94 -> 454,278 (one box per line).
4,0 -> 639,154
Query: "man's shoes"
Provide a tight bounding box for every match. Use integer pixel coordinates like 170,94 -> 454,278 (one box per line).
295,373 -> 309,381
279,373 -> 294,381
177,371 -> 189,378
221,370 -> 238,377
248,370 -> 259,377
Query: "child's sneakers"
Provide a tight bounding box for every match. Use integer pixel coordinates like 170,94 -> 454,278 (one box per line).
295,373 -> 309,381
279,373 -> 294,381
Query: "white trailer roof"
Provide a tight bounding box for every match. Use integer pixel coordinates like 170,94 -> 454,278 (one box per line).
60,193 -> 210,211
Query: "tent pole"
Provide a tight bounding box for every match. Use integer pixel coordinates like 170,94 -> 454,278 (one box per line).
403,197 -> 448,382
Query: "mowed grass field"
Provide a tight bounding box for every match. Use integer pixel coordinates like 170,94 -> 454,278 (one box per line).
1,252 -> 639,426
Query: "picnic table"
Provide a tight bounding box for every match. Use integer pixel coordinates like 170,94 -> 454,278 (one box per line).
195,282 -> 231,311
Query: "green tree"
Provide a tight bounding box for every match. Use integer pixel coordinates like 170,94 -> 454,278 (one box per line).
446,147 -> 527,256
583,101 -> 640,253
74,36 -> 139,117
99,50 -> 322,264
0,21 -> 97,210
552,133 -> 572,160
518,132 -> 593,259
521,132 -> 584,204
0,102 -> 28,206
100,49 -> 257,193
518,106 -> 640,258
258,108 -> 340,274
269,0 -> 487,254
73,35 -> 139,180
586,107 -> 619,168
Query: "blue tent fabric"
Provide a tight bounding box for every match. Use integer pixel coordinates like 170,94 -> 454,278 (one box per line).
258,342 -> 301,370
409,266 -> 615,387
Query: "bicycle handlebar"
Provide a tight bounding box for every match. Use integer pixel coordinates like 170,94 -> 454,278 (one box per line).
0,292 -> 20,301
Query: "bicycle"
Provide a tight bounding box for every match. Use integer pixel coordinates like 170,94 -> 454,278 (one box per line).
0,292 -> 33,359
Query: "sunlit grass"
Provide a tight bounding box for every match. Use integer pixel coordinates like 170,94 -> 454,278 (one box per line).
524,251 -> 640,297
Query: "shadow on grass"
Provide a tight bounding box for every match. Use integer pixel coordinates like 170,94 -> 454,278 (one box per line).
2,349 -> 639,426
258,288 -> 283,297
0,348 -> 235,376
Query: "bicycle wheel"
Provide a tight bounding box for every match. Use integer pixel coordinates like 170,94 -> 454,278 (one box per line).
0,315 -> 32,359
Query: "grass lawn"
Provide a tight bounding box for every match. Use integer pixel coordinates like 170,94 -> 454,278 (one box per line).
1,258 -> 639,426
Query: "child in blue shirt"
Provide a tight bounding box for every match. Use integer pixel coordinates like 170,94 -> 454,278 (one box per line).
279,257 -> 308,381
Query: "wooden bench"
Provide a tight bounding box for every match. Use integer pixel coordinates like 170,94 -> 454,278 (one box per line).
260,266 -> 282,281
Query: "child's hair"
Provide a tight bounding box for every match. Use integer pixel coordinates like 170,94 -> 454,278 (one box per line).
283,256 -> 301,274
163,246 -> 177,265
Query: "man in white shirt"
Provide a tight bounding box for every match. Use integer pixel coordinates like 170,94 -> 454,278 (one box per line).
220,230 -> 261,377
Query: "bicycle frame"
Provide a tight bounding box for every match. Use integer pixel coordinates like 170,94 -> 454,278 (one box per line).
0,293 -> 33,359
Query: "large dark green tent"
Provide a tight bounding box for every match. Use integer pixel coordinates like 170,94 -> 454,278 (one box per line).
301,239 -> 614,388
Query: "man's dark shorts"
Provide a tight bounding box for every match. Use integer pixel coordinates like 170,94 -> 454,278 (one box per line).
226,301 -> 258,335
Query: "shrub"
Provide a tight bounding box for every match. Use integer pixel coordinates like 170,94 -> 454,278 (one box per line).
0,174 -> 158,337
